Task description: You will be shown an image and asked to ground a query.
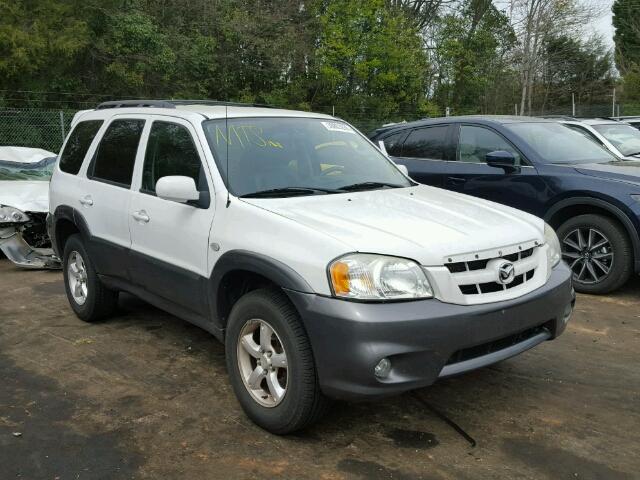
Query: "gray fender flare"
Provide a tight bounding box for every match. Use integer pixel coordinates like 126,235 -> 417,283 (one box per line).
207,250 -> 314,333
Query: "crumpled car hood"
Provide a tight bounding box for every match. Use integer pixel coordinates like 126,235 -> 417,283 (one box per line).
0,181 -> 50,212
0,146 -> 55,213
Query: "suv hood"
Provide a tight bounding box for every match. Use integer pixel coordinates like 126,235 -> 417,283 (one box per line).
0,181 -> 49,212
243,185 -> 544,266
574,161 -> 640,186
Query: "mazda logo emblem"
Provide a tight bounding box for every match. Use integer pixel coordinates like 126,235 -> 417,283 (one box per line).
497,262 -> 515,284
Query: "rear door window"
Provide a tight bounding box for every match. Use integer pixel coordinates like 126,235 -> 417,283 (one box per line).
457,125 -> 522,165
89,119 -> 145,187
381,131 -> 407,156
141,121 -> 208,194
59,120 -> 103,174
402,126 -> 449,160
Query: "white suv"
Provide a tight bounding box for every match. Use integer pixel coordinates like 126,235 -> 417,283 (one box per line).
48,100 -> 574,433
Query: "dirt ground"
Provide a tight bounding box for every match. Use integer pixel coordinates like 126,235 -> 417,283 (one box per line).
0,258 -> 638,480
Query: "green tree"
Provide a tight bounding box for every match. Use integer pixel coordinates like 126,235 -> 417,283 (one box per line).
537,35 -> 614,114
432,0 -> 517,115
0,0 -> 90,96
312,0 -> 433,130
613,0 -> 640,73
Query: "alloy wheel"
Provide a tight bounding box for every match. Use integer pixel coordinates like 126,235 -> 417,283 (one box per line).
236,318 -> 289,407
67,251 -> 88,305
562,227 -> 613,285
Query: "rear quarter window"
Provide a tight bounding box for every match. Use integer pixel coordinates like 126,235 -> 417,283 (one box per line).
58,120 -> 104,174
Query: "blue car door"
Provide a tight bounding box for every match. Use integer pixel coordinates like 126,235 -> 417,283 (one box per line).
382,124 -> 455,188
443,124 -> 547,215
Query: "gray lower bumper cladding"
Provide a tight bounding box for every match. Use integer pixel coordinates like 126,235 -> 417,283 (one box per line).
286,263 -> 574,400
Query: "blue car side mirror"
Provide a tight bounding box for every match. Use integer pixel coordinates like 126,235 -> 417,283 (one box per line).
486,150 -> 518,172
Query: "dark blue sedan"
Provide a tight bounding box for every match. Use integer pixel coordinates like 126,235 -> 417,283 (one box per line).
370,116 -> 640,294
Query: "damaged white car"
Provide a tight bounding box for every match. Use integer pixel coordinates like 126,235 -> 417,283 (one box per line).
0,146 -> 61,269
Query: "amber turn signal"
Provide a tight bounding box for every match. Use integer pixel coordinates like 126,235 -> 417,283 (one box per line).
330,261 -> 350,295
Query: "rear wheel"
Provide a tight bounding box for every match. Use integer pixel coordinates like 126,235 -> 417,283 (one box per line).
225,288 -> 328,434
557,214 -> 632,294
62,234 -> 118,322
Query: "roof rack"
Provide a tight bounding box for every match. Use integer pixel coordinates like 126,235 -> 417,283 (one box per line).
96,99 -> 275,110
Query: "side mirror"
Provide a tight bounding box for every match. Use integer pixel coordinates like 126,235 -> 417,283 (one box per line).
156,176 -> 200,203
486,150 -> 518,172
396,163 -> 409,176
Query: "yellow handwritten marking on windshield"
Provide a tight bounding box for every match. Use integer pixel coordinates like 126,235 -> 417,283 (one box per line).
215,125 -> 282,149
315,141 -> 347,150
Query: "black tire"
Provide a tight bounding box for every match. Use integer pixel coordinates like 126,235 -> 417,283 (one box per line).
557,214 -> 632,294
225,288 -> 328,434
62,234 -> 118,322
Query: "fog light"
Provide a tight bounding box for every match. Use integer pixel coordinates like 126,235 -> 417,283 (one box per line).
374,358 -> 391,379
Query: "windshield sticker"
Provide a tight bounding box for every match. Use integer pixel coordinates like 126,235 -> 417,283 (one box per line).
215,125 -> 283,149
321,121 -> 355,134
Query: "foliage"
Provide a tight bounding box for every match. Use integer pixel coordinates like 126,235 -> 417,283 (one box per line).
613,0 -> 640,73
0,0 -> 619,131
432,0 -> 517,114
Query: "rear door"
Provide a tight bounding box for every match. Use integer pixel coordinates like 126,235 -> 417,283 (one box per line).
444,124 -> 544,213
383,124 -> 454,187
79,116 -> 146,279
128,116 -> 215,316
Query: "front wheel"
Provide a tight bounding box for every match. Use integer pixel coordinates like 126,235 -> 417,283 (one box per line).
225,288 -> 328,434
557,214 -> 632,294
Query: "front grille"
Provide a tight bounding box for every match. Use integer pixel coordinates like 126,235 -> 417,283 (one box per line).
471,269 -> 535,295
445,247 -> 537,296
445,247 -> 534,273
445,322 -> 551,366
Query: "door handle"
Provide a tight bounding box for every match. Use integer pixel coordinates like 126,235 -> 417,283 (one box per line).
446,176 -> 466,186
132,210 -> 150,223
79,195 -> 94,207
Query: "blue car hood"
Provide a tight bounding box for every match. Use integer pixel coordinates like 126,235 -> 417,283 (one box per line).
574,161 -> 640,186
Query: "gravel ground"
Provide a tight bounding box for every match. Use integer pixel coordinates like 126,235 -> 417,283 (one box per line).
0,259 -> 638,479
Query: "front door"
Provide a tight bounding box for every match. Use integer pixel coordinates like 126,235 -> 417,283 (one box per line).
128,116 -> 215,316
444,124 -> 545,214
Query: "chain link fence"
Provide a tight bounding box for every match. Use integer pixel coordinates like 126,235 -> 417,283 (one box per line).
2,104 -> 639,155
0,108 -> 76,153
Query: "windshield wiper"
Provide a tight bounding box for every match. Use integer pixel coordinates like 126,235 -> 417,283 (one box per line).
339,181 -> 405,192
240,187 -> 341,198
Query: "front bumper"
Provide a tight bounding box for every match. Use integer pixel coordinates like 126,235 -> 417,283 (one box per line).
286,262 -> 574,401
0,225 -> 60,269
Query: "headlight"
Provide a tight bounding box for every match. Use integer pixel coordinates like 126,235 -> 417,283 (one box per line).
544,223 -> 561,268
329,253 -> 433,300
0,205 -> 30,224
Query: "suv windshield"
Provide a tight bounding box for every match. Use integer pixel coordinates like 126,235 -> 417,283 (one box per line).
505,123 -> 617,164
203,117 -> 412,197
592,123 -> 640,157
0,156 -> 57,181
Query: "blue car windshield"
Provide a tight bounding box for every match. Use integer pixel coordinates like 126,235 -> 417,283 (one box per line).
505,123 -> 617,164
202,117 -> 412,197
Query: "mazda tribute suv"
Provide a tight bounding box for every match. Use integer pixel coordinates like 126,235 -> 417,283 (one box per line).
48,101 -> 574,434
